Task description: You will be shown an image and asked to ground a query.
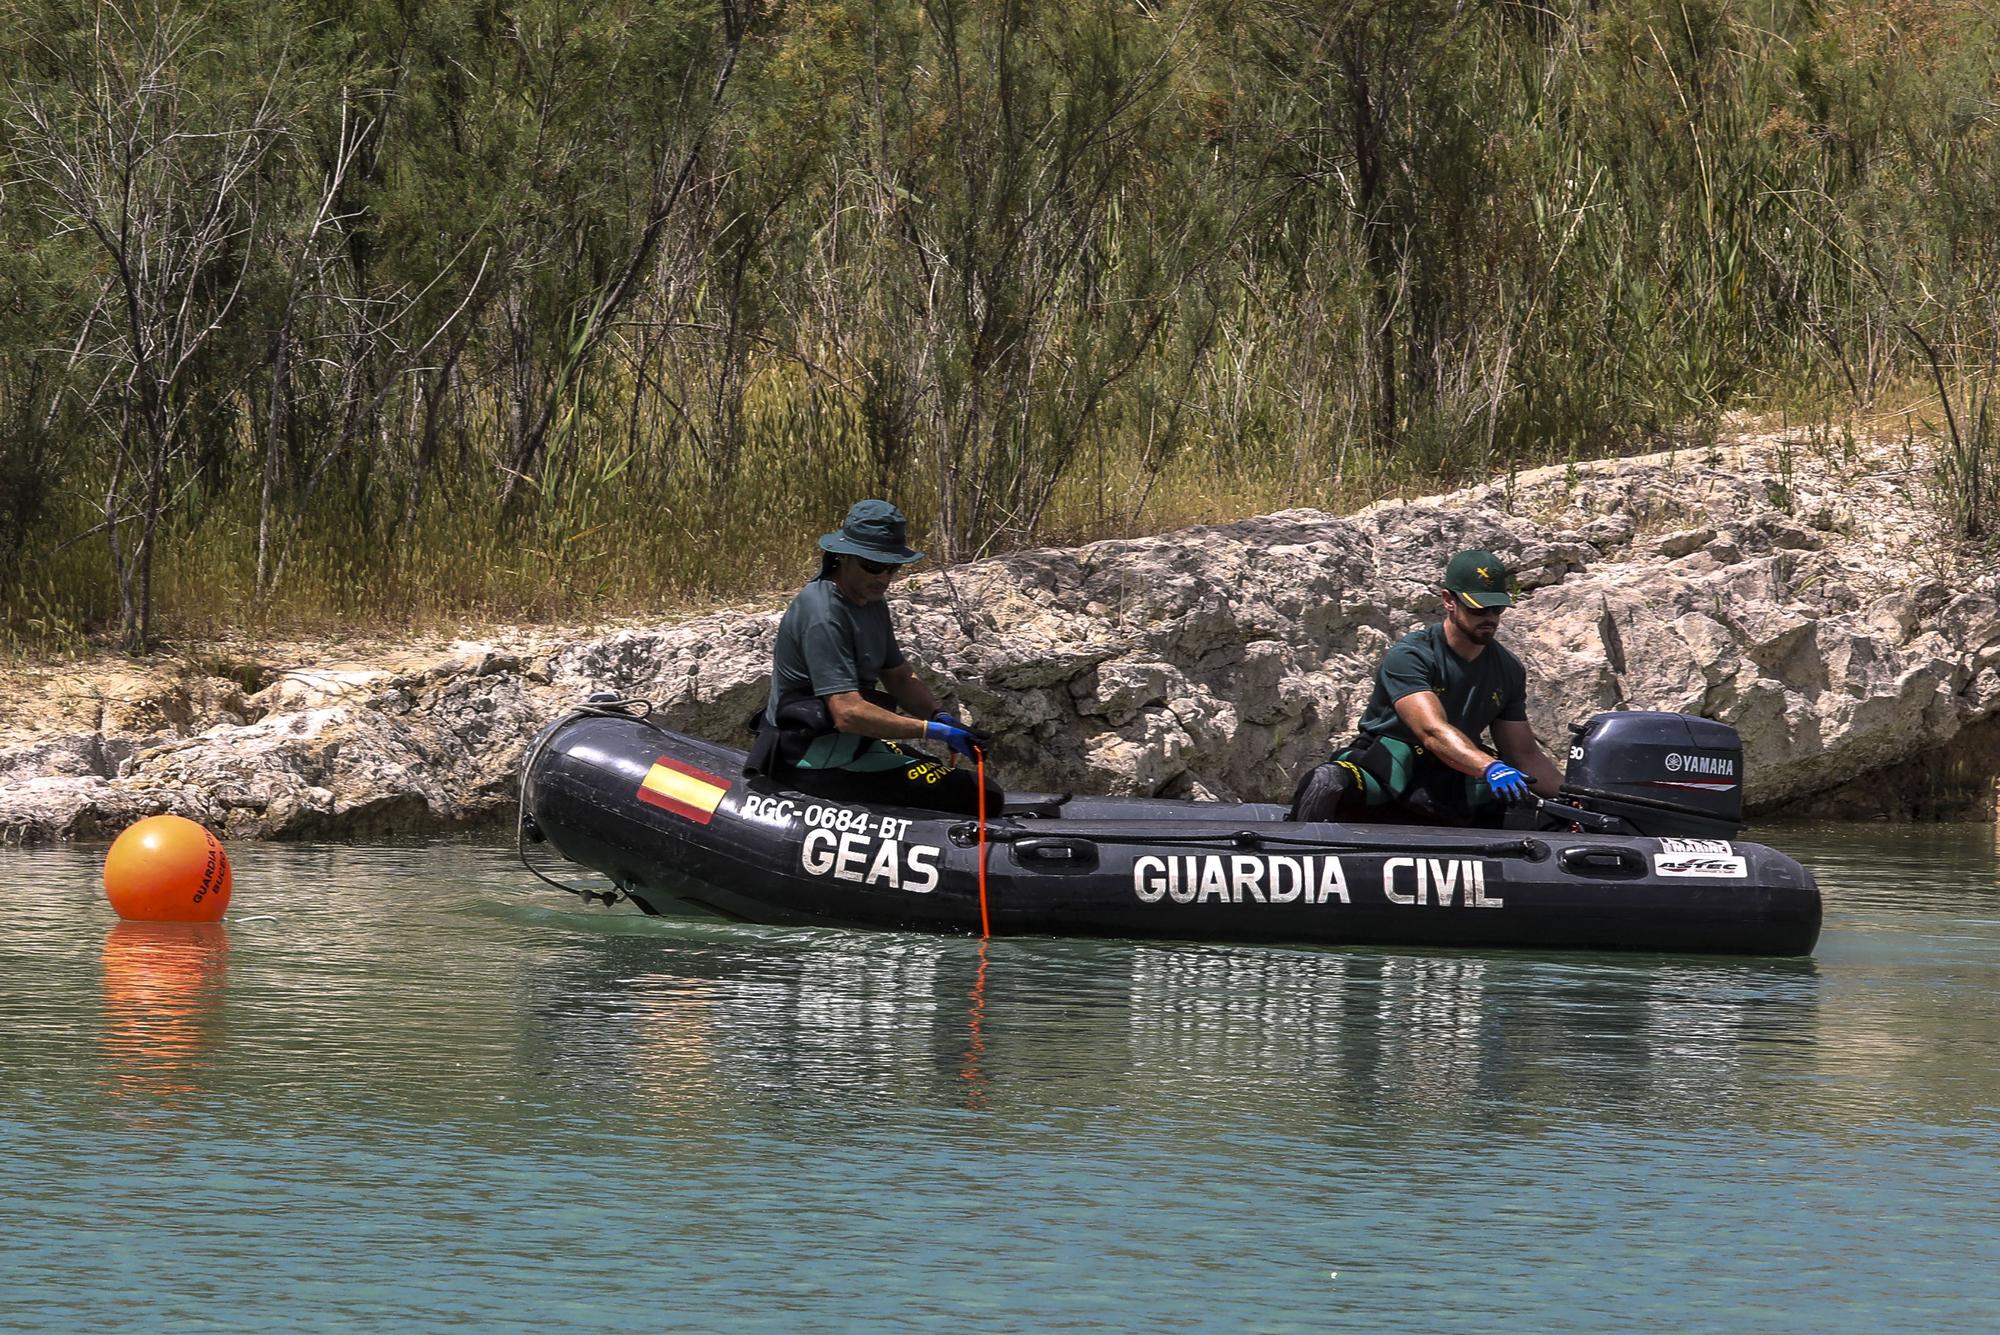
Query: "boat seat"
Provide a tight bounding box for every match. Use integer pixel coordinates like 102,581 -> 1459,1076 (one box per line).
1001,791 -> 1072,819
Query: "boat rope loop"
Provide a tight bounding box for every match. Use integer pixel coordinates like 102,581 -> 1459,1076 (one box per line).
949,821 -> 1547,862
515,695 -> 663,906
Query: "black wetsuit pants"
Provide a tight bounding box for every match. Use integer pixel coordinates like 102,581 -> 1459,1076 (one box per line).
1290,734 -> 1505,827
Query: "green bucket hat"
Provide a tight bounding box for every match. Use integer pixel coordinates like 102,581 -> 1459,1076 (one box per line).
819,499 -> 923,565
1443,548 -> 1515,608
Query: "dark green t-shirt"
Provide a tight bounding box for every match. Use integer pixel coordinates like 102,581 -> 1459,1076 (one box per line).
1354,623 -> 1528,747
766,577 -> 908,769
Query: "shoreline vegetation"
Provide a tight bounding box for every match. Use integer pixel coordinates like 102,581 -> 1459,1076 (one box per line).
2,1 -> 1998,659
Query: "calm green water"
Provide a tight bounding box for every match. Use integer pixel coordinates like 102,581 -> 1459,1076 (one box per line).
2,824 -> 1997,1333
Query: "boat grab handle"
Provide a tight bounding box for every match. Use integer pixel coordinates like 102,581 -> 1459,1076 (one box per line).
1557,845 -> 1649,879
1011,836 -> 1101,874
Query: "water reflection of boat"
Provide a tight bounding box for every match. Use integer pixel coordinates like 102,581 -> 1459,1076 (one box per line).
520,709 -> 1822,955
521,925 -> 1822,1130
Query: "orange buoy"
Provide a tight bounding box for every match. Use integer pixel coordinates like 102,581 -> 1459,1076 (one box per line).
103,814 -> 232,922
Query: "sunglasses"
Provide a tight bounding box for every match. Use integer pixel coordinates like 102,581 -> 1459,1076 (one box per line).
1452,592 -> 1507,614
853,556 -> 897,575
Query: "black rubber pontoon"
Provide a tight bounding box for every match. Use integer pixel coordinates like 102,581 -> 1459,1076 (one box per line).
519,707 -> 1821,956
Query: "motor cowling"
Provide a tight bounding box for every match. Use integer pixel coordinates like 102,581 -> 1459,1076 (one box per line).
1559,710 -> 1743,838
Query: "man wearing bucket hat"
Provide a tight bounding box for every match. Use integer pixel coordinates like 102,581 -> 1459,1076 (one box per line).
1289,547 -> 1560,825
746,498 -> 1003,815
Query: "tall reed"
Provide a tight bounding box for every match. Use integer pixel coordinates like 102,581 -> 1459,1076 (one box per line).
1,0 -> 1996,654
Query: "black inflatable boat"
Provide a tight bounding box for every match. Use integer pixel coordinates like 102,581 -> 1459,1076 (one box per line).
518,705 -> 1821,956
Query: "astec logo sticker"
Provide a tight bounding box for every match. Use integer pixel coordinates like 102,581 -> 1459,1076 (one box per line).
1652,853 -> 1749,879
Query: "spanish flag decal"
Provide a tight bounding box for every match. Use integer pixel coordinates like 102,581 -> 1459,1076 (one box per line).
635,756 -> 731,824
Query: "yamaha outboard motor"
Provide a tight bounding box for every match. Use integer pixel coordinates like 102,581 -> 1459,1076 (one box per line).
1556,710 -> 1743,838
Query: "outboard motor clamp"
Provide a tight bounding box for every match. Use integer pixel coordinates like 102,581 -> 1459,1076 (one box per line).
1559,710 -> 1743,839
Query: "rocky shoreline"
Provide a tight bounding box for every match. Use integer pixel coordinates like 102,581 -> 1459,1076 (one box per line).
6,430 -> 1999,844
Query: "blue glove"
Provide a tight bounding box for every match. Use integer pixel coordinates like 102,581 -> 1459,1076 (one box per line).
1483,760 -> 1532,803
926,717 -> 983,760
932,711 -> 994,743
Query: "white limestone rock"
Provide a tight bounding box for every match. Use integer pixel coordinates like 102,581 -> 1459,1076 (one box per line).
8,430 -> 2000,839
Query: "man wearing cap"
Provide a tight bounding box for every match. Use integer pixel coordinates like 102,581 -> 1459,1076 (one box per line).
747,498 -> 1002,815
1289,547 -> 1561,825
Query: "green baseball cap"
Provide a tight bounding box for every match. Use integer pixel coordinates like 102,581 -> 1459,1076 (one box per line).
1443,548 -> 1515,608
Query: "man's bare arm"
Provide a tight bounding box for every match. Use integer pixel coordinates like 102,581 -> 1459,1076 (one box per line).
1491,718 -> 1562,797
822,662 -> 942,741
879,661 -> 941,719
825,695 -> 923,742
1391,691 -> 1501,776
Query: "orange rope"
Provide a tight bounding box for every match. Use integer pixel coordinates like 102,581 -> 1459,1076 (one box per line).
975,747 -> 991,938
